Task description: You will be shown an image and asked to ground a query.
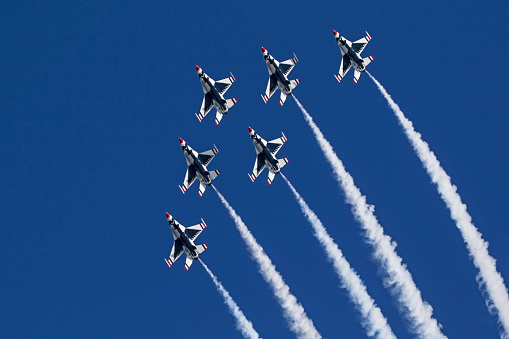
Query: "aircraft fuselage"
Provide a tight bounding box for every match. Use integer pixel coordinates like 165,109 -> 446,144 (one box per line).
183,145 -> 212,186
265,56 -> 292,95
170,221 -> 199,259
253,135 -> 280,173
200,74 -> 228,113
337,37 -> 365,72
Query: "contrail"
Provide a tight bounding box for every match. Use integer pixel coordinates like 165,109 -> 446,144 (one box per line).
368,71 -> 509,338
199,259 -> 260,339
212,185 -> 322,339
281,173 -> 396,338
292,95 -> 446,338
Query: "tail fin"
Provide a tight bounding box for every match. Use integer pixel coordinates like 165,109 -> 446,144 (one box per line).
225,98 -> 237,109
289,78 -> 300,90
362,55 -> 373,67
277,157 -> 289,169
196,244 -> 208,255
210,169 -> 221,180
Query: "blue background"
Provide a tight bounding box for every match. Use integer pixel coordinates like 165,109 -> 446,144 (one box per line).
1,1 -> 508,338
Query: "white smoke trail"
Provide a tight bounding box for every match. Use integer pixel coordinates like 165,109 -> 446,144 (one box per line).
292,95 -> 446,338
199,259 -> 260,339
281,173 -> 396,338
212,185 -> 322,339
368,71 -> 509,338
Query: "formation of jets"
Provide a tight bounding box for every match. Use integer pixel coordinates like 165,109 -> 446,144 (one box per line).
165,29 -> 374,269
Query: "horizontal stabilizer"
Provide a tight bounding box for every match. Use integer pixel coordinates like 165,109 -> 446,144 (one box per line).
267,171 -> 276,185
184,256 -> 193,270
289,78 -> 300,90
214,111 -> 223,125
277,157 -> 289,169
353,69 -> 361,84
279,92 -> 287,106
226,98 -> 237,109
362,55 -> 374,67
210,169 -> 221,181
196,243 -> 208,255
198,181 -> 207,197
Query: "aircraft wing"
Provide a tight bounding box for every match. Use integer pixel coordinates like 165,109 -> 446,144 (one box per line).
267,133 -> 287,156
249,153 -> 266,182
335,54 -> 352,82
352,32 -> 371,54
185,219 -> 207,242
214,74 -> 235,95
198,145 -> 219,167
167,239 -> 185,267
197,93 -> 214,122
279,54 -> 298,76
262,74 -> 278,103
180,165 -> 197,193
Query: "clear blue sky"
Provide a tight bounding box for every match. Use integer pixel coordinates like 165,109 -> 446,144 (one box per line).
1,1 -> 508,338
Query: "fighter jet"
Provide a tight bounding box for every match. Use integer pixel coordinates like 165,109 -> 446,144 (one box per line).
164,212 -> 208,270
260,47 -> 300,106
178,138 -> 220,197
332,30 -> 374,84
195,65 -> 237,125
247,127 -> 289,185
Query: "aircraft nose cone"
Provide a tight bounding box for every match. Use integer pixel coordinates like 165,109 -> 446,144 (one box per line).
165,212 -> 170,219
333,30 -> 338,36
261,47 -> 266,53
248,126 -> 253,133
195,65 -> 201,72
179,138 -> 184,144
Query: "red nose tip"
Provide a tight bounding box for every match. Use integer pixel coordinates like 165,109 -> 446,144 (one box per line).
248,127 -> 253,133
333,30 -> 338,36
179,138 -> 184,144
261,47 -> 266,53
195,65 -> 201,71
165,212 -> 170,219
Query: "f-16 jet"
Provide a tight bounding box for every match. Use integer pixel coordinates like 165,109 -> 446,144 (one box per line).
164,212 -> 208,270
260,47 -> 300,106
178,138 -> 220,197
195,65 -> 237,125
248,127 -> 289,185
333,30 -> 374,84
